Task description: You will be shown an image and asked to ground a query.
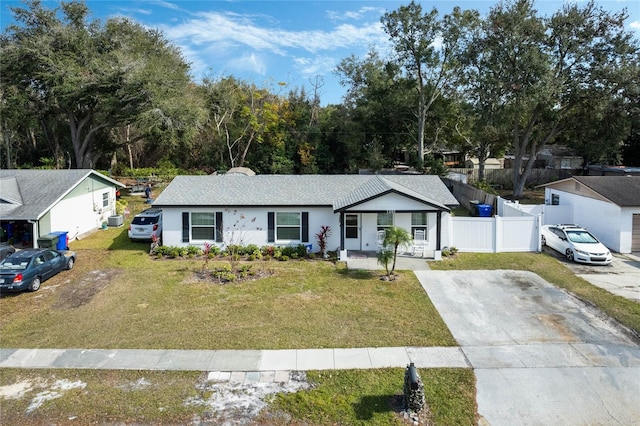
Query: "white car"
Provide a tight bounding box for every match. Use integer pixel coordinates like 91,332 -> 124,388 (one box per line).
128,208 -> 162,242
541,224 -> 612,265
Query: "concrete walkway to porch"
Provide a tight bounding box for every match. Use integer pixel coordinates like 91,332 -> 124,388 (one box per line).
344,251 -> 432,271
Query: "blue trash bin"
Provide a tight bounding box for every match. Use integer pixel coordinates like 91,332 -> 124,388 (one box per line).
51,231 -> 69,250
477,204 -> 493,217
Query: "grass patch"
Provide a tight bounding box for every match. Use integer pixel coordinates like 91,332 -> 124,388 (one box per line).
0,258 -> 455,349
0,193 -> 455,349
266,368 -> 476,425
430,252 -> 640,334
0,367 -> 475,425
0,368 -> 207,425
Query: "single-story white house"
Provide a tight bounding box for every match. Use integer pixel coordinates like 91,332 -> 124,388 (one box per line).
0,169 -> 125,248
152,174 -> 459,258
542,176 -> 640,253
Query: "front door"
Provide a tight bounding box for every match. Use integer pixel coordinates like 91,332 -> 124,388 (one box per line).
344,213 -> 361,250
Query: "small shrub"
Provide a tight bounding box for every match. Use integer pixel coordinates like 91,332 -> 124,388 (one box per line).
442,246 -> 459,257
243,244 -> 260,255
315,225 -> 332,257
273,248 -> 282,259
295,244 -> 307,258
168,247 -> 182,258
280,255 -> 289,261
261,245 -> 276,257
281,246 -> 296,258
216,263 -> 233,273
224,244 -> 243,257
186,245 -> 202,256
248,249 -> 262,261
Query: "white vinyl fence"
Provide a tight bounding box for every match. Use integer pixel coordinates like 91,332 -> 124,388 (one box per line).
497,198 -> 572,225
451,215 -> 541,253
449,198 -> 573,253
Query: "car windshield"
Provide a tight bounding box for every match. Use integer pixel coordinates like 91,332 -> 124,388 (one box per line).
566,231 -> 599,244
132,216 -> 158,225
1,257 -> 31,269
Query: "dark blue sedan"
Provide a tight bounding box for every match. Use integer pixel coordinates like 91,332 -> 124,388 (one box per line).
0,248 -> 76,293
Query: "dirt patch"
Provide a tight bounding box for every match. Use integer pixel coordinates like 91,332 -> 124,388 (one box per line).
184,266 -> 274,285
54,269 -> 121,309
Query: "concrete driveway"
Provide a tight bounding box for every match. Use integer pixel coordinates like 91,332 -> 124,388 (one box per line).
415,270 -> 640,426
544,248 -> 640,301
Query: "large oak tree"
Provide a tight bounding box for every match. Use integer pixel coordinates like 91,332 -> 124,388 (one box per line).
1,0 -> 193,168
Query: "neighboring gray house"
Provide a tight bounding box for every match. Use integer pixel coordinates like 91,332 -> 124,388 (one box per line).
152,174 -> 459,259
543,176 -> 640,253
0,169 -> 125,248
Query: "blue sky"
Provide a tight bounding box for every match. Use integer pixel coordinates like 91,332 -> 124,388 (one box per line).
1,0 -> 639,105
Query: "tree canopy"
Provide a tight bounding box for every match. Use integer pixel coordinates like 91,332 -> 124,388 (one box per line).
1,0 -> 638,196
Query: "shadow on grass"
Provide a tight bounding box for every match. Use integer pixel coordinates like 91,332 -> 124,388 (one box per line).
337,268 -> 376,280
352,394 -> 398,420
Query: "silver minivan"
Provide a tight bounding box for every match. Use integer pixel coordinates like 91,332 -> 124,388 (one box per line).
128,208 -> 162,241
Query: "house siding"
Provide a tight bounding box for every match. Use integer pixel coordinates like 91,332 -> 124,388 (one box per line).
159,198 -> 453,253
45,177 -> 117,239
546,189 -> 623,252
162,206 -> 342,252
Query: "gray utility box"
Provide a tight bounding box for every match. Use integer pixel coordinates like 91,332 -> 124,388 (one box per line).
108,215 -> 124,227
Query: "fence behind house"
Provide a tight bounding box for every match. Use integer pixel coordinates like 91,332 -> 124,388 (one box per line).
444,179 -> 497,211
447,168 -> 574,187
498,199 -> 572,225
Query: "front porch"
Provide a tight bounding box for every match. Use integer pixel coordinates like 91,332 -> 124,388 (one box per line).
340,250 -> 436,271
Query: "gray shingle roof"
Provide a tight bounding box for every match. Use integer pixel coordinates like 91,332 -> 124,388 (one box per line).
0,169 -> 124,220
573,176 -> 640,207
153,174 -> 459,211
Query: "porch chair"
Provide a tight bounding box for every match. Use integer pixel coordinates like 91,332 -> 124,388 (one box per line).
377,230 -> 386,249
413,229 -> 426,257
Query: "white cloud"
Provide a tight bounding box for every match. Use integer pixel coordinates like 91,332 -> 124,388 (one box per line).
148,0 -> 181,11
293,55 -> 337,77
161,11 -> 387,55
327,6 -> 386,22
630,21 -> 640,30
227,52 -> 267,75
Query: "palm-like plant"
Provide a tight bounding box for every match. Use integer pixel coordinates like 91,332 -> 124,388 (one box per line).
382,226 -> 413,273
377,249 -> 394,277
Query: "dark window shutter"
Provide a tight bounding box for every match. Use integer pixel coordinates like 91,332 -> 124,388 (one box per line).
267,212 -> 275,242
182,212 -> 189,242
302,212 -> 309,242
215,212 -> 223,243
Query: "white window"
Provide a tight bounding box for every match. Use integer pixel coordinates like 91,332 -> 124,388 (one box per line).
377,212 -> 393,231
102,192 -> 109,207
276,212 -> 301,240
191,212 -> 215,240
411,212 -> 428,239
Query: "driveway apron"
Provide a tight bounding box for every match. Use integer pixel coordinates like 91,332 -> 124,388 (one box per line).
414,270 -> 640,426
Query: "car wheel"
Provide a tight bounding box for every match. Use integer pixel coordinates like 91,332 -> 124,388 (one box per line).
67,258 -> 74,270
566,249 -> 574,261
541,235 -> 546,246
30,277 -> 41,292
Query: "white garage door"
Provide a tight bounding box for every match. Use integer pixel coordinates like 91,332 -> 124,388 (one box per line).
633,214 -> 640,252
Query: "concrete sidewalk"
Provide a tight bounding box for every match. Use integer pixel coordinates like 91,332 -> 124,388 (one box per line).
0,347 -> 468,382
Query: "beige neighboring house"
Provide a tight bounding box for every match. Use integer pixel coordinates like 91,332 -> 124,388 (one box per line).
0,169 -> 125,248
464,157 -> 503,169
542,176 -> 640,253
